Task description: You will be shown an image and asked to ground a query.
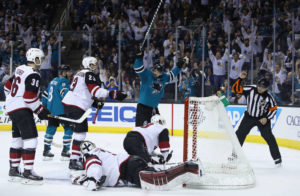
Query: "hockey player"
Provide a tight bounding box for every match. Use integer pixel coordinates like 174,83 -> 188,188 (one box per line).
134,51 -> 184,126
42,65 -> 73,160
5,48 -> 50,184
123,114 -> 172,164
62,56 -> 127,170
71,140 -> 201,191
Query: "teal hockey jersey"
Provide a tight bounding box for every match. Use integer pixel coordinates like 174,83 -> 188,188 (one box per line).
133,58 -> 181,108
42,77 -> 70,116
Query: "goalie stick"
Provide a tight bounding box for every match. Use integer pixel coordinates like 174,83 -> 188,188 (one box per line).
47,108 -> 92,123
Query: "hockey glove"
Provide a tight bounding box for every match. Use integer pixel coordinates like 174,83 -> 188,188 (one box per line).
135,49 -> 143,59
84,176 -> 106,191
109,90 -> 127,101
34,105 -> 50,120
92,100 -> 104,109
176,58 -> 185,69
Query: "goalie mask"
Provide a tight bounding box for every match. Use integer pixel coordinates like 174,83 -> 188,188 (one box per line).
151,114 -> 166,126
80,141 -> 96,154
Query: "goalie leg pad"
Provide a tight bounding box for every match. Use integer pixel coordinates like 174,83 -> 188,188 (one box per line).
139,161 -> 200,190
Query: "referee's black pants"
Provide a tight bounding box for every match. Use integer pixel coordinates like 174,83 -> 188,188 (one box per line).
236,112 -> 281,161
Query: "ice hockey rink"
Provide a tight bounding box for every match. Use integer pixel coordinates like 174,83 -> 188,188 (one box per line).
0,131 -> 299,196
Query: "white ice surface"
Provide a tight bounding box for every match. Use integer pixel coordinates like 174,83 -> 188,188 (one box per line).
0,131 -> 299,196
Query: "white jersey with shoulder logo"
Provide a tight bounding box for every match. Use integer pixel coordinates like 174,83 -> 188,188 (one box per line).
84,148 -> 130,187
130,123 -> 169,154
62,69 -> 109,111
5,64 -> 41,114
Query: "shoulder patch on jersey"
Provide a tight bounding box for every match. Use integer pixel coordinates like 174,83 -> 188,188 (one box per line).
16,69 -> 24,75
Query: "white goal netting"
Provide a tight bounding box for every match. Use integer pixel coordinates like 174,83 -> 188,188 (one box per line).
183,96 -> 255,189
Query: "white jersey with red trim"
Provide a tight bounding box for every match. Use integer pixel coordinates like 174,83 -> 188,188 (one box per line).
130,123 -> 170,154
84,148 -> 130,187
5,65 -> 41,113
62,69 -> 109,110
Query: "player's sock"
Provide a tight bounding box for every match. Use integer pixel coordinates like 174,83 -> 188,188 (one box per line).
22,148 -> 36,171
9,148 -> 21,168
44,126 -> 56,151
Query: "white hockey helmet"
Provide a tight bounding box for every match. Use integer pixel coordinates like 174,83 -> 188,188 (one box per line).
151,114 -> 166,126
82,56 -> 97,70
80,140 -> 96,154
26,48 -> 45,66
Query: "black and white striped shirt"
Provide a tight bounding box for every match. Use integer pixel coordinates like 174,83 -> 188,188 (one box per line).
232,78 -> 277,119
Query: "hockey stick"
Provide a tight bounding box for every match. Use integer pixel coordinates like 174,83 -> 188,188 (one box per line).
140,0 -> 164,50
47,108 -> 92,123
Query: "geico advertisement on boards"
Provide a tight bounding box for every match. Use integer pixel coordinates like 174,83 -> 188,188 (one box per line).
0,102 -> 299,142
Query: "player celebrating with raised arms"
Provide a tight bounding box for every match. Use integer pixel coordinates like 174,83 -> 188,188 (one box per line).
71,140 -> 202,191
42,65 -> 73,160
134,50 -> 184,126
123,114 -> 172,164
5,48 -> 50,184
62,56 -> 127,170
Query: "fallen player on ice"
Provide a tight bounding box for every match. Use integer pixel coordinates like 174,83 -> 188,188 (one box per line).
71,140 -> 203,191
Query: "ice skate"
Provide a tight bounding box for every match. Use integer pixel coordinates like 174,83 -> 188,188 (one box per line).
8,167 -> 23,182
61,149 -> 71,161
69,159 -> 84,170
43,150 -> 54,161
22,169 -> 43,185
275,158 -> 282,167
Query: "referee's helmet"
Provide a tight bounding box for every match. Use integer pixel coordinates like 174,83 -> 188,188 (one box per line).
257,78 -> 270,88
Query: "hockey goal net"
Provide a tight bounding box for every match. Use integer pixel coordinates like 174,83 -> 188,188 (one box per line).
183,96 -> 255,189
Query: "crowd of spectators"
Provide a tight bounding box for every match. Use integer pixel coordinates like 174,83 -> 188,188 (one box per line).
0,0 -> 66,98
1,0 -> 300,106
69,0 -> 300,105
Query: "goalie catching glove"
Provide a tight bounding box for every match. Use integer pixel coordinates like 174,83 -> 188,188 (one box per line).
109,90 -> 127,101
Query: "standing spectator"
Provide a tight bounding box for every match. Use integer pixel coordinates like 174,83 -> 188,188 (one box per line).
229,51 -> 245,86
40,43 -> 52,91
207,42 -> 228,92
122,77 -> 134,100
273,64 -> 287,104
204,66 -> 214,96
235,37 -> 252,71
163,33 -> 175,57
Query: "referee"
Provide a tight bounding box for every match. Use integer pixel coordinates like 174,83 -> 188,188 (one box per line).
232,71 -> 282,166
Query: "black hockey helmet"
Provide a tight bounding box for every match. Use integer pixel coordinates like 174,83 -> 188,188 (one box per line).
58,65 -> 71,76
152,61 -> 164,73
59,64 -> 71,71
257,78 -> 270,89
